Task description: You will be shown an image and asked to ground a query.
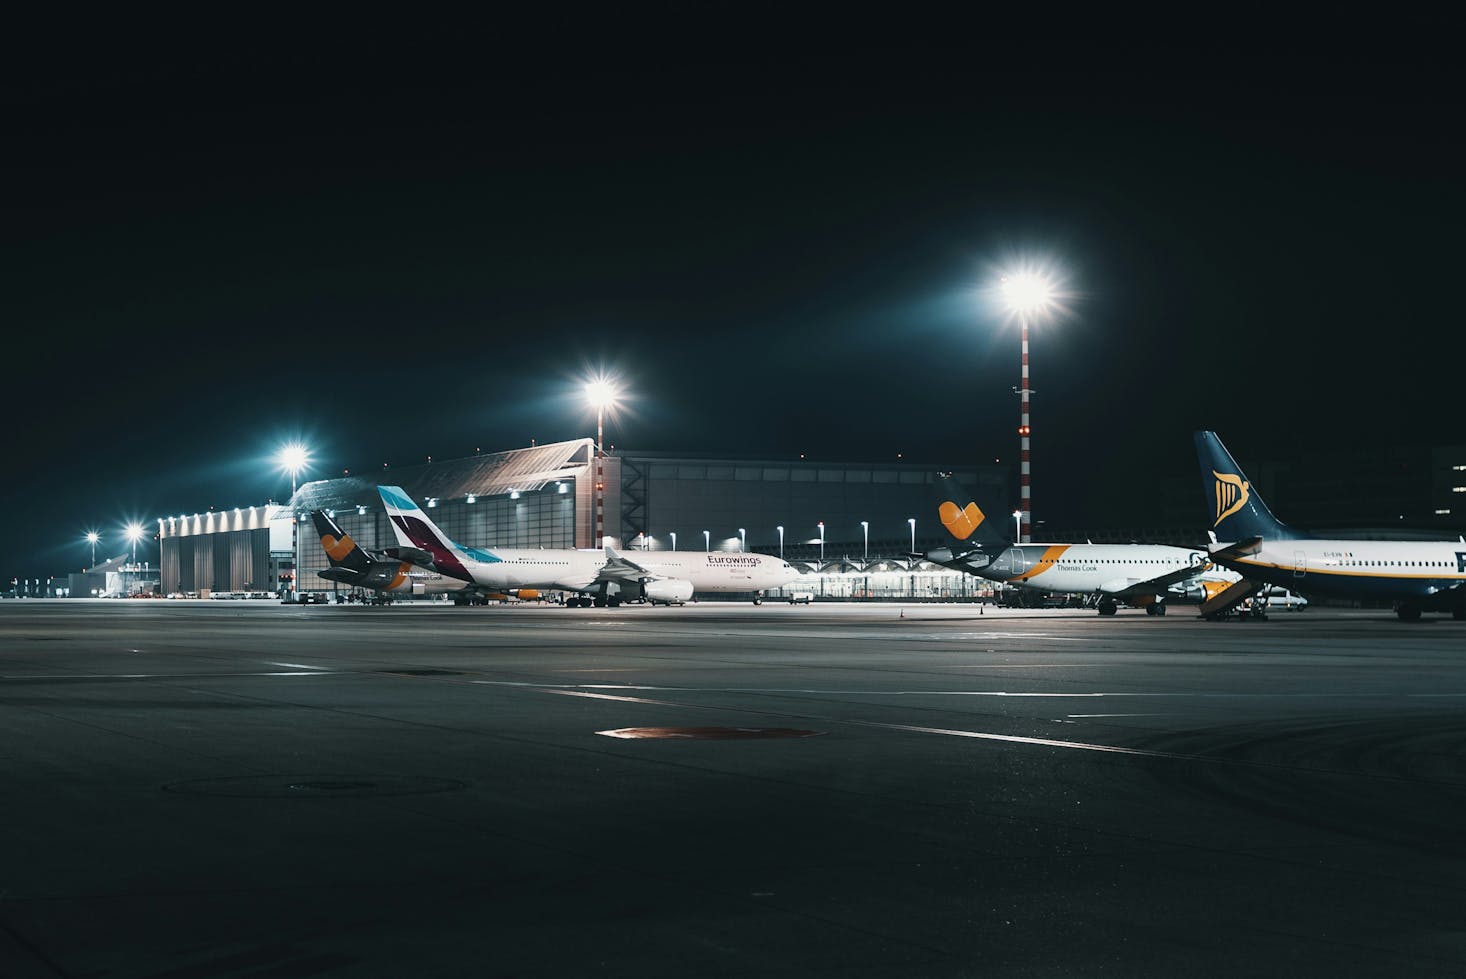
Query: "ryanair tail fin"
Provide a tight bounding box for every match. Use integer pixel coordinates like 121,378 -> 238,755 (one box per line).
376,485 -> 476,580
933,472 -> 1011,550
1193,431 -> 1299,543
311,509 -> 375,575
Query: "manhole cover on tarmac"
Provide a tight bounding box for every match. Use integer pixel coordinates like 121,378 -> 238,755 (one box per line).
163,775 -> 466,798
597,726 -> 826,740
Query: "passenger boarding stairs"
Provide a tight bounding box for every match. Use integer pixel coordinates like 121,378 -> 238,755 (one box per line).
1199,578 -> 1265,620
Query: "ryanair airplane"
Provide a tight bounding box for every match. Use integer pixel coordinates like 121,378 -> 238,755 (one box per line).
1196,430 -> 1466,621
921,473 -> 1221,615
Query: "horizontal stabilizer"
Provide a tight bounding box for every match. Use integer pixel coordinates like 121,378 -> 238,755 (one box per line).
385,545 -> 434,566
1210,536 -> 1263,564
317,567 -> 361,584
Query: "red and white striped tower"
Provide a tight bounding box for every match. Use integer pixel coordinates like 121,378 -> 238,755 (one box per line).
595,406 -> 605,549
585,379 -> 617,550
1000,271 -> 1055,547
1018,311 -> 1031,544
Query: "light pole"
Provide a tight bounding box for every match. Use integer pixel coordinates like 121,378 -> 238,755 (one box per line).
1000,271 -> 1056,544
126,523 -> 144,595
907,518 -> 916,555
585,379 -> 619,549
85,531 -> 99,568
279,443 -> 310,596
739,528 -> 746,552
860,521 -> 868,563
1012,510 -> 1022,544
670,531 -> 677,551
777,525 -> 784,560
818,522 -> 825,563
703,529 -> 709,552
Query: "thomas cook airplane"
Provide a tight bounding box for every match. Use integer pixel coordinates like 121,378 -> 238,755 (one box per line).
310,509 -> 468,603
1196,430 -> 1466,621
921,472 -> 1221,615
377,485 -> 802,607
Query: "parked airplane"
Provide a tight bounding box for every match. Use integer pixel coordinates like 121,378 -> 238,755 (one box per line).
921,472 -> 1219,615
1196,430 -> 1466,621
310,509 -> 468,604
376,485 -> 803,606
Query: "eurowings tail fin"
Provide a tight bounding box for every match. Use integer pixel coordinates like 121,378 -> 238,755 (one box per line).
1193,431 -> 1300,542
376,485 -> 477,579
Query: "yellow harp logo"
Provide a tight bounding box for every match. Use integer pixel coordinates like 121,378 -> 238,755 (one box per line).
1212,470 -> 1249,527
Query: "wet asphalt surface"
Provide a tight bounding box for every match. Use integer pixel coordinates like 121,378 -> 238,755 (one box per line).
2,599 -> 1463,977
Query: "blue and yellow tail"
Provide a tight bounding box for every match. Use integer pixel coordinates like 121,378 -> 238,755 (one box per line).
1193,431 -> 1299,542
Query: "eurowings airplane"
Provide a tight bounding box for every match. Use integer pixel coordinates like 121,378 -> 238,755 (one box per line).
310,509 -> 468,603
376,485 -> 802,606
921,473 -> 1221,615
1196,430 -> 1466,621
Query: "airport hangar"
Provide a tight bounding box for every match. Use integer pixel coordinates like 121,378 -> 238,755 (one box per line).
156,438 -> 1002,600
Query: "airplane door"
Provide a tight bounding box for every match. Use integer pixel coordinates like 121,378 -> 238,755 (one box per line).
1009,547 -> 1026,580
1293,550 -> 1307,578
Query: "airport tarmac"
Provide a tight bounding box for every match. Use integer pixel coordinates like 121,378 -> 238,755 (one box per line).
2,598 -> 1464,977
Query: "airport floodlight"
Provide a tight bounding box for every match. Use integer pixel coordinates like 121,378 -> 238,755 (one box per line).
670,531 -> 677,551
907,517 -> 916,554
777,525 -> 784,560
997,265 -> 1064,545
584,377 -> 621,548
126,522 -> 145,565
999,271 -> 1057,316
703,530 -> 710,552
861,521 -> 868,562
739,528 -> 746,552
278,443 -> 310,498
85,531 -> 100,567
818,521 -> 825,562
1012,510 -> 1022,543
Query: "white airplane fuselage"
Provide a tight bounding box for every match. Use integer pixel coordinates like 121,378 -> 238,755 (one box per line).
1211,538 -> 1466,604
985,542 -> 1208,595
444,546 -> 798,596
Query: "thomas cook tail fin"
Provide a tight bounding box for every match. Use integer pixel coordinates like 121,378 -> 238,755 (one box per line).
934,472 -> 1011,550
1193,431 -> 1300,542
311,509 -> 374,575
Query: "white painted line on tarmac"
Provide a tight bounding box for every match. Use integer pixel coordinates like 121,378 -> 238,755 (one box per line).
849,720 -> 1200,760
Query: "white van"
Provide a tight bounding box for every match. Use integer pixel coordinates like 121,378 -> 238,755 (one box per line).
1262,587 -> 1308,610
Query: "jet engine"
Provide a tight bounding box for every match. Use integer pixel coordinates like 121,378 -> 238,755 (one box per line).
642,578 -> 694,605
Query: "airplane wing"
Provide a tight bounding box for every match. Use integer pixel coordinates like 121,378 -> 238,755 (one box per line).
1094,556 -> 1230,599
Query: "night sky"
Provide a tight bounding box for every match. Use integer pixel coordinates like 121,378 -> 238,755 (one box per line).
4,20 -> 1462,582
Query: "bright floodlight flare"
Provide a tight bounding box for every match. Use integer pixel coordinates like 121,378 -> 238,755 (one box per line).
584,379 -> 618,410
1000,272 -> 1056,315
125,522 -> 145,566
